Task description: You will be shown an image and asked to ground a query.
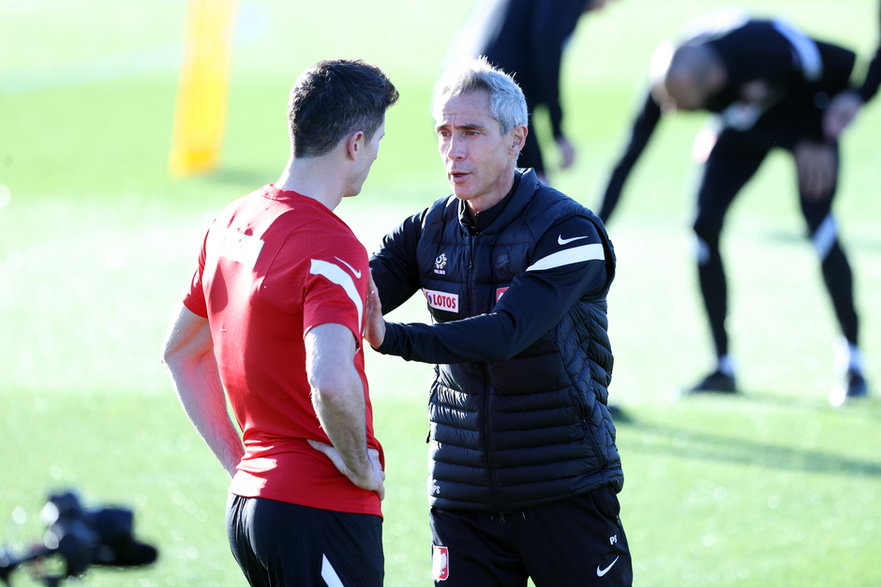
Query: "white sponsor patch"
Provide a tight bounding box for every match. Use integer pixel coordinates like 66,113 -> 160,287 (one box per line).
423,288 -> 459,313
432,545 -> 450,581
217,227 -> 264,266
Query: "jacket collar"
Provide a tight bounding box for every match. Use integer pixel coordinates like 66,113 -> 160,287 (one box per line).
456,169 -> 538,234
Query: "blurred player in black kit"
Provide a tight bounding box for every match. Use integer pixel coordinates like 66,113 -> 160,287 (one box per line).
452,0 -> 614,183
596,14 -> 869,404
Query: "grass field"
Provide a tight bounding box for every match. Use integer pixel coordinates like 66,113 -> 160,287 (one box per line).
1,1 -> 880,585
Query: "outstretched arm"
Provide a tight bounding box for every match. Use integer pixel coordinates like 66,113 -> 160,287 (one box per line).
368,216 -> 610,364
162,305 -> 243,477
597,91 -> 662,222
859,3 -> 881,103
823,6 -> 881,139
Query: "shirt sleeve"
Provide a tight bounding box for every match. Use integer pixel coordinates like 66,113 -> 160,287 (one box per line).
182,230 -> 209,317
377,215 -> 609,364
302,239 -> 369,344
784,40 -> 857,142
369,210 -> 425,314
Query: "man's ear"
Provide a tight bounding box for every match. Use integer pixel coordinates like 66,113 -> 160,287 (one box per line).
510,124 -> 528,153
345,131 -> 366,160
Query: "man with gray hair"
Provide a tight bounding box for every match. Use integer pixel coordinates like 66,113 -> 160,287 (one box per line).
368,57 -> 632,586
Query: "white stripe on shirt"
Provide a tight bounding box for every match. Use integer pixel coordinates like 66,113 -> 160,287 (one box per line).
309,259 -> 363,327
773,19 -> 822,81
526,243 -> 605,272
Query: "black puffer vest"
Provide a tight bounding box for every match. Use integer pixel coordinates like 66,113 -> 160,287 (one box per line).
417,170 -> 623,511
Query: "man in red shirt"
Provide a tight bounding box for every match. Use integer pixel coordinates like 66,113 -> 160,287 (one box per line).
162,59 -> 398,586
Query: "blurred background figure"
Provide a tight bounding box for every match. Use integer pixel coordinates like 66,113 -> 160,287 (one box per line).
596,13 -> 869,405
448,0 -> 614,184
823,1 -> 880,139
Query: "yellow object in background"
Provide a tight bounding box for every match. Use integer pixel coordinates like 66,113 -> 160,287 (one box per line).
169,0 -> 237,176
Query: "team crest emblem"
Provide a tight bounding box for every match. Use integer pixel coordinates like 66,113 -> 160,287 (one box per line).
434,253 -> 447,275
432,545 -> 450,581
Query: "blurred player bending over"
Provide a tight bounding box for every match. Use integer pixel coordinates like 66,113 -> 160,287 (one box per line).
597,13 -> 869,405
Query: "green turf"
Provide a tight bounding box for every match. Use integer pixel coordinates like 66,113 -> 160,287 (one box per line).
1,0 -> 880,585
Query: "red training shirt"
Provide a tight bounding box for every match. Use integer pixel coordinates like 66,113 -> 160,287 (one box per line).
184,185 -> 382,517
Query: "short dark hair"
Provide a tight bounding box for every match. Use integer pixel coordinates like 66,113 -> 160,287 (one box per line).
288,59 -> 399,158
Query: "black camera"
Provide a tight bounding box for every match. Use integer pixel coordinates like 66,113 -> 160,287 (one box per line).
0,490 -> 157,586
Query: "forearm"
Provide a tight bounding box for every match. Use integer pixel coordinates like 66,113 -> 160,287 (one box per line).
859,46 -> 881,103
379,312 -> 519,364
599,92 -> 660,222
166,353 -> 243,477
305,323 -> 375,487
378,248 -> 609,364
162,306 -> 243,477
310,370 -> 371,478
599,162 -> 632,222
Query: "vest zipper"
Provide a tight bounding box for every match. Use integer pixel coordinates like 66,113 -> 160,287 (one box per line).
482,362 -> 498,507
468,232 -> 499,507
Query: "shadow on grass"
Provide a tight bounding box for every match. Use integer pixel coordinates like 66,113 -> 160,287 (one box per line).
762,229 -> 881,253
614,397 -> 881,479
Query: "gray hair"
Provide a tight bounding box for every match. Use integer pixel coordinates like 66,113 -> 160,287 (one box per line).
432,56 -> 528,134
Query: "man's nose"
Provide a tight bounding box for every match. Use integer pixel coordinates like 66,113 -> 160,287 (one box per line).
446,135 -> 466,160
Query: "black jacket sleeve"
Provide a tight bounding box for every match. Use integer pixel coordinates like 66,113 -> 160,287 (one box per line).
376,216 -> 608,364
597,91 -> 662,222
785,41 -> 857,142
369,210 -> 424,314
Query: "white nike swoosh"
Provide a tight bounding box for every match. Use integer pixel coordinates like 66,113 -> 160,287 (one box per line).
334,256 -> 362,279
557,234 -> 591,245
596,556 -> 620,577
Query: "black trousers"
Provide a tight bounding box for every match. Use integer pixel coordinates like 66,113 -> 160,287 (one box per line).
429,485 -> 632,586
226,494 -> 383,587
693,125 -> 859,358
